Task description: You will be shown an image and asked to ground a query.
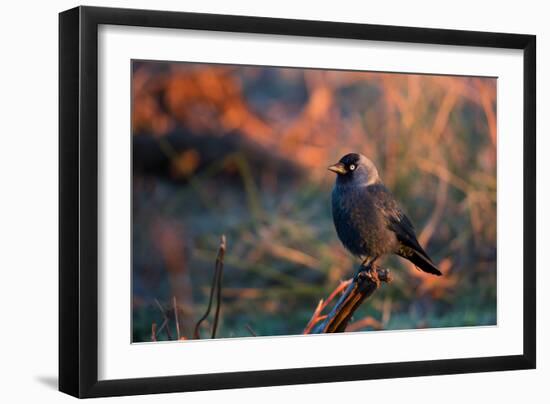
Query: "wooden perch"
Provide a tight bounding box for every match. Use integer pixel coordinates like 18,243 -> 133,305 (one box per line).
308,265 -> 392,334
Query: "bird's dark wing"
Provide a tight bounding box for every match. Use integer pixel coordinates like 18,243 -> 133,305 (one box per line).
368,184 -> 442,276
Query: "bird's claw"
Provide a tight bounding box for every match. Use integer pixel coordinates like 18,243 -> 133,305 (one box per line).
354,264 -> 381,287
353,270 -> 366,282
369,268 -> 381,287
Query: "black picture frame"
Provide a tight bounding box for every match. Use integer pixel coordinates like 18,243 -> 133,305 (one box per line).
59,5 -> 536,398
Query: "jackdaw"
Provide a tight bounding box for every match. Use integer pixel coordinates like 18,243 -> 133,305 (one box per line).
328,153 -> 442,276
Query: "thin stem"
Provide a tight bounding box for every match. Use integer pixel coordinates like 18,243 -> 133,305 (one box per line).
193,235 -> 226,339
154,298 -> 173,340
211,235 -> 226,338
173,296 -> 181,340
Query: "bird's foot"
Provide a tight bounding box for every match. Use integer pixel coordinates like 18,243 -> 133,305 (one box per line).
353,269 -> 365,282
367,267 -> 381,287
354,265 -> 381,287
360,256 -> 376,270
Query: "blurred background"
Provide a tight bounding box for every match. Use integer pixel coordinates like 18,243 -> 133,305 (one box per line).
131,60 -> 497,342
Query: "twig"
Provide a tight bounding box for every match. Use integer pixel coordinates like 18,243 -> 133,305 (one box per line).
193,235 -> 226,339
303,279 -> 350,334
156,318 -> 169,338
151,322 -> 157,342
245,324 -> 257,337
154,299 -> 173,340
308,264 -> 392,334
173,296 -> 181,340
304,315 -> 328,333
211,235 -> 226,338
304,299 -> 325,334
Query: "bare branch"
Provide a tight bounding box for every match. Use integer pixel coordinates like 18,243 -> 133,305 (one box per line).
193,235 -> 226,339
308,265 -> 392,334
211,235 -> 226,338
303,279 -> 351,334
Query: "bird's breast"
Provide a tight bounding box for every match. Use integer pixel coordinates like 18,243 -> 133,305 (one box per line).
331,185 -> 396,258
332,186 -> 370,256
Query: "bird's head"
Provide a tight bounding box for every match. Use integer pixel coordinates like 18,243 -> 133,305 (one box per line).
328,153 -> 380,186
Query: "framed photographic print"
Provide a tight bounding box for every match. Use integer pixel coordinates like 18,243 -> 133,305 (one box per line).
59,6 -> 536,398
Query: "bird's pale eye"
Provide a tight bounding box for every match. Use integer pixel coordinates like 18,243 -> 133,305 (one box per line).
349,164 -> 356,171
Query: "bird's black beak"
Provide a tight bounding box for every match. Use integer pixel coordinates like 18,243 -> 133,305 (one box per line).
328,162 -> 347,175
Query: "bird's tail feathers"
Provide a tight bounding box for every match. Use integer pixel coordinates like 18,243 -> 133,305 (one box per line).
401,248 -> 442,276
